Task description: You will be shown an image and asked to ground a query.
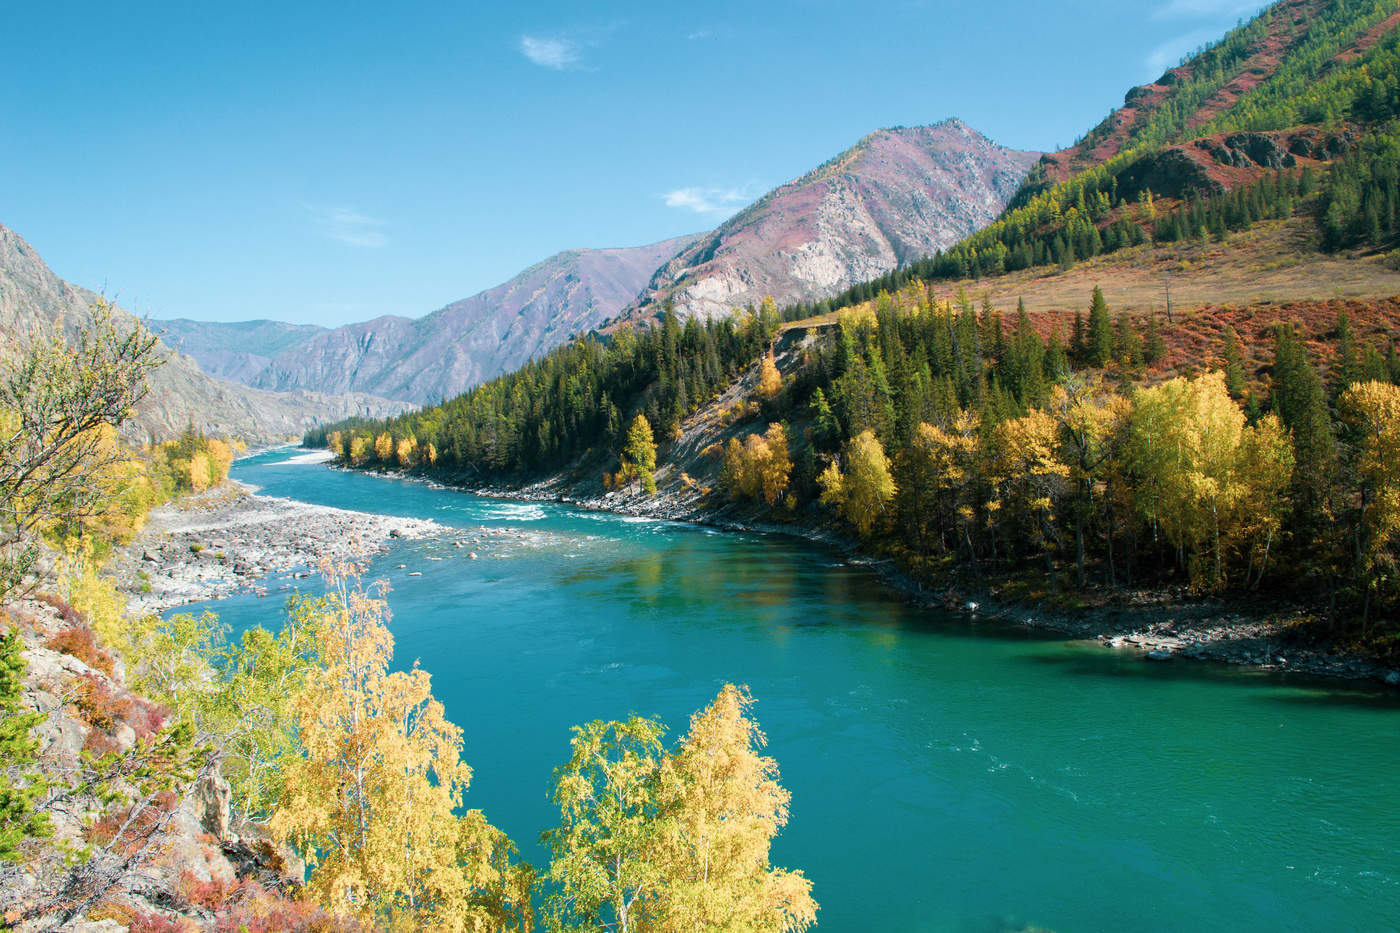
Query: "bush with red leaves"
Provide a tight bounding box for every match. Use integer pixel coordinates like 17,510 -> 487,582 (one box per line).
213,882 -> 368,933
177,871 -> 241,911
45,623 -> 116,677
35,591 -> 85,627
72,673 -> 170,754
85,789 -> 179,854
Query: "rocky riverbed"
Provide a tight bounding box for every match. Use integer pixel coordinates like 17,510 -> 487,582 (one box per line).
109,481 -> 447,613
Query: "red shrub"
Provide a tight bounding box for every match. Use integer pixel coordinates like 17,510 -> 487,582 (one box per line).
45,623 -> 116,676
91,904 -> 195,933
35,591 -> 84,627
72,674 -> 170,754
177,871 -> 242,910
124,911 -> 191,933
85,790 -> 178,854
74,672 -> 134,731
214,883 -> 364,933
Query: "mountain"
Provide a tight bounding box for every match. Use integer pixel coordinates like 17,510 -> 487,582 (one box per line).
160,120 -> 1033,406
0,222 -> 409,443
620,119 -> 1041,322
150,318 -> 326,383
240,235 -> 700,406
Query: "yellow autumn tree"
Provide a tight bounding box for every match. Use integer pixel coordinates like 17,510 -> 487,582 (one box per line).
543,686 -> 816,933
395,436 -> 417,468
373,432 -> 394,463
651,685 -> 817,933
984,409 -> 1069,580
757,351 -> 782,402
1126,371 -> 1290,590
723,424 -> 792,506
187,451 -> 212,492
818,429 -> 895,537
270,561 -> 531,931
899,414 -> 979,562
1340,380 -> 1400,626
621,414 -> 658,494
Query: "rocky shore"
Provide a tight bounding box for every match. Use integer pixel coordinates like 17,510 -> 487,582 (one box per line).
109,481 -> 446,614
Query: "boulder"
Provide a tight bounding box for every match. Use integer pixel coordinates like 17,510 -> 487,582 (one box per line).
196,765 -> 235,844
1146,647 -> 1173,661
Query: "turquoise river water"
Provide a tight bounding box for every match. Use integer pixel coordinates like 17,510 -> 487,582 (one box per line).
174,449 -> 1400,932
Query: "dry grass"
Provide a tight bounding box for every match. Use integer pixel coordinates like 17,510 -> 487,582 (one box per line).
926,218 -> 1400,317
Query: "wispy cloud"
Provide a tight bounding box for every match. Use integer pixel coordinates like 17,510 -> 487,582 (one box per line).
686,29 -> 712,40
520,35 -> 581,70
1145,27 -> 1221,75
304,204 -> 388,248
1153,0 -> 1265,20
663,186 -> 753,216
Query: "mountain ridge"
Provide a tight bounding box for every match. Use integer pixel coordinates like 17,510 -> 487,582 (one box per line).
241,234 -> 702,406
619,118 -> 1041,322
0,222 -> 409,442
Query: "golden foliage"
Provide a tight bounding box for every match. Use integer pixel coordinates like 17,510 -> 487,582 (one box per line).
818,430 -> 895,537
269,562 -> 530,931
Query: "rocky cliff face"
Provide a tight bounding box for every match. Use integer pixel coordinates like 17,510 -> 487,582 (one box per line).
0,223 -> 408,443
622,120 -> 1041,322
242,234 -> 700,406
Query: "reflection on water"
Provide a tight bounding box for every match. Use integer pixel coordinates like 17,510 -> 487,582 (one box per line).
182,450 -> 1400,933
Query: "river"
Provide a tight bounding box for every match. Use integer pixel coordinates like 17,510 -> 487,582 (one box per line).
174,449 -> 1400,932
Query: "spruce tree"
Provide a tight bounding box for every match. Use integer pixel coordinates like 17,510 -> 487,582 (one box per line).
1143,314 -> 1168,365
1222,325 -> 1247,399
1087,287 -> 1114,367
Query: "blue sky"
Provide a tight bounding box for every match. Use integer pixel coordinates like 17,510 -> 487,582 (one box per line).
1,0 -> 1268,327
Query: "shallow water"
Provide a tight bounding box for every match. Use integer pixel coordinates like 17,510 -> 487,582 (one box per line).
178,450 -> 1400,932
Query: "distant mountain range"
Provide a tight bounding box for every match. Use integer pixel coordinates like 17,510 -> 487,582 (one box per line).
153,118 -> 1036,407
170,235 -> 700,408
0,223 -> 409,443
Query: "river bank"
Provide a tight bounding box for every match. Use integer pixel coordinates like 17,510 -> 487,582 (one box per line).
441,467 -> 1400,688
109,465 -> 448,613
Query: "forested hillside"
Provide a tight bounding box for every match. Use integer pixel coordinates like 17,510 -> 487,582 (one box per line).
316,0 -> 1400,645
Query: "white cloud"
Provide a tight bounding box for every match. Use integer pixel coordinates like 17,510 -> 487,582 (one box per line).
1153,0 -> 1266,20
304,204 -> 388,248
1145,27 -> 1221,76
662,186 -> 752,216
520,35 -> 581,70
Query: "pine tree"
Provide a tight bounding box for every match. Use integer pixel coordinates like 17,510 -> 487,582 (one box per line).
1221,325 -> 1247,399
0,630 -> 47,862
1143,314 -> 1168,365
1069,312 -> 1087,364
1086,287 -> 1114,368
1331,310 -> 1362,401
